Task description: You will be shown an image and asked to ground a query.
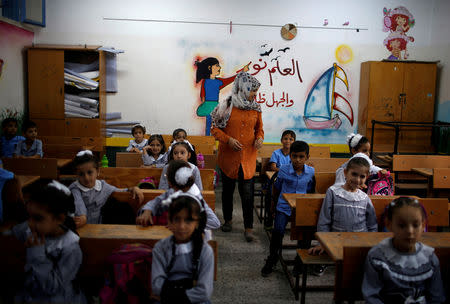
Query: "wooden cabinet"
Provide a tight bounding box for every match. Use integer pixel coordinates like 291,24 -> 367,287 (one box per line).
27,45 -> 106,152
358,61 -> 437,152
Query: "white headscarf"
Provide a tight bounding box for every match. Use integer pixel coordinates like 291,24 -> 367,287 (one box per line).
211,72 -> 261,129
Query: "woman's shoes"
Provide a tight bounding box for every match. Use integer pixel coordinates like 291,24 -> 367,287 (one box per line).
244,229 -> 255,242
221,221 -> 232,232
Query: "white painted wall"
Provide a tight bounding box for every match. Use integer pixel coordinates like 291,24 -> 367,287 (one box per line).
26,0 -> 450,140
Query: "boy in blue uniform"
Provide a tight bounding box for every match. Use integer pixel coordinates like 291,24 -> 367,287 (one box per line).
268,130 -> 296,172
14,120 -> 43,158
0,118 -> 25,158
264,130 -> 296,229
261,141 -> 315,276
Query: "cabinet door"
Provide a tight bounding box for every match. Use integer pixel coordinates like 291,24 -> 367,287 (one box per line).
367,62 -> 403,124
402,64 -> 436,122
65,118 -> 101,137
33,119 -> 65,136
28,49 -> 65,119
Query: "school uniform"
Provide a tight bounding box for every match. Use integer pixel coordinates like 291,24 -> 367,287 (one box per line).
11,221 -> 86,303
69,180 -> 123,224
126,138 -> 148,152
142,151 -> 168,168
363,237 -> 445,304
269,148 -> 291,168
317,185 -> 378,232
152,236 -> 214,304
0,135 -> 25,157
14,139 -> 43,157
273,163 -> 315,234
158,162 -> 203,191
140,184 -> 220,240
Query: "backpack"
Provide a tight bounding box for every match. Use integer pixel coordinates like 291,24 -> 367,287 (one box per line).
367,171 -> 394,196
99,243 -> 153,304
137,176 -> 158,189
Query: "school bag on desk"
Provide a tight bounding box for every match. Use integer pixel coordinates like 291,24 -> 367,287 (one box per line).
367,171 -> 394,196
99,243 -> 154,304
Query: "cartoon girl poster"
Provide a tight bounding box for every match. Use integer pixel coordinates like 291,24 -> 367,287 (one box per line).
195,57 -> 250,135
383,6 -> 415,60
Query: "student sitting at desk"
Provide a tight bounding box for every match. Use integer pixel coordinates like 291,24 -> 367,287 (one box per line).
309,156 -> 378,276
126,124 -> 148,153
261,141 -> 315,277
13,120 -> 43,159
69,150 -> 144,228
362,197 -> 445,304
0,117 -> 25,158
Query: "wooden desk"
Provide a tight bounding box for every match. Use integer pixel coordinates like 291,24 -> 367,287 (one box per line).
316,232 -> 450,261
15,175 -> 39,188
411,167 -> 433,177
57,158 -> 72,168
283,193 -> 324,209
316,232 -> 450,301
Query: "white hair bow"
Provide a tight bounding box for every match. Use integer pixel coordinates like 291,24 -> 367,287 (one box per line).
161,191 -> 204,211
76,150 -> 93,157
48,180 -> 72,196
347,133 -> 363,149
175,167 -> 194,185
170,140 -> 194,152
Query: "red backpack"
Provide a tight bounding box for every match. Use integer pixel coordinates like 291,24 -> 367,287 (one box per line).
99,243 -> 153,304
367,171 -> 394,196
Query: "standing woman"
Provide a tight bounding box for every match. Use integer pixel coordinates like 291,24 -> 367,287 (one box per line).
211,72 -> 264,242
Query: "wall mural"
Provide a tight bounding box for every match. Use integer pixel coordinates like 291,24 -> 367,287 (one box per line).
185,39 -> 356,144
382,6 -> 415,60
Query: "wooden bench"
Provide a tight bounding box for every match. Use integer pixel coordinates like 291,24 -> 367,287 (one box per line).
2,158 -> 71,179
43,144 -> 95,159
306,158 -> 347,172
393,155 -> 450,193
99,167 -> 215,191
161,135 -> 216,154
257,144 -> 331,159
341,244 -> 450,302
111,189 -> 215,212
115,152 -> 218,170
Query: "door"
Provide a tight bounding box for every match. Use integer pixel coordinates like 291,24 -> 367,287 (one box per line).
367,62 -> 404,124
28,49 -> 65,119
402,63 -> 436,122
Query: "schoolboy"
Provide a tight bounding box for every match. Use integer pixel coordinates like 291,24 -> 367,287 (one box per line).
0,118 -> 25,158
268,130 -> 296,172
14,120 -> 43,158
261,140 -> 315,277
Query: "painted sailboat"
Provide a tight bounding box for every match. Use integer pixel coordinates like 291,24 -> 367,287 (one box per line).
303,63 -> 354,129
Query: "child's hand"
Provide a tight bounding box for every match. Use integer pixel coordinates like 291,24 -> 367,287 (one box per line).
136,210 -> 153,226
254,137 -> 263,150
25,231 -> 45,247
74,215 -> 87,228
359,184 -> 368,190
130,186 -> 144,204
228,137 -> 243,151
308,244 -> 325,255
380,169 -> 388,175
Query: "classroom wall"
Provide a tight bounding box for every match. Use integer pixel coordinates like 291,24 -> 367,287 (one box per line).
23,0 -> 450,142
0,19 -> 34,123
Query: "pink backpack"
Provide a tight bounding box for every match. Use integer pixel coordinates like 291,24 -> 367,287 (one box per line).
367,171 -> 394,196
99,243 -> 153,304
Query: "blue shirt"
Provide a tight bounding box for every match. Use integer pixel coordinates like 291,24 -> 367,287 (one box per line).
0,168 -> 14,222
275,163 -> 315,216
204,79 -> 223,101
269,149 -> 291,168
14,139 -> 43,157
0,135 -> 25,157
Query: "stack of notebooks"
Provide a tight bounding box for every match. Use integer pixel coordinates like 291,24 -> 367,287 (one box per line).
64,61 -> 99,118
